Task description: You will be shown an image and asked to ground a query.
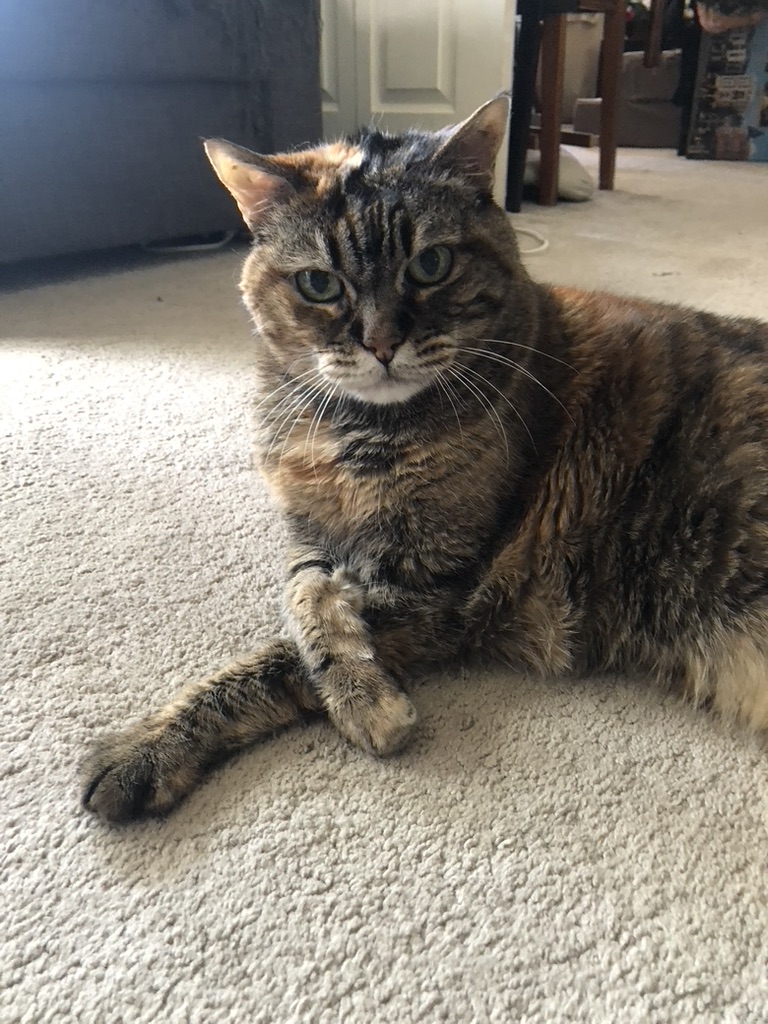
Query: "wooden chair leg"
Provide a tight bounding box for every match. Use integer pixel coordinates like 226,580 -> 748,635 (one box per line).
598,0 -> 626,190
506,0 -> 544,213
538,14 -> 567,206
644,0 -> 664,68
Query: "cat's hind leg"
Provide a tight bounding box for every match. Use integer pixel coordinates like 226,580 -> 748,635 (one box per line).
679,626 -> 768,732
82,638 -> 318,824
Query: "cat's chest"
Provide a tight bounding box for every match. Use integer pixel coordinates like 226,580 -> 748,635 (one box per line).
259,416 -> 491,570
262,432 -> 442,527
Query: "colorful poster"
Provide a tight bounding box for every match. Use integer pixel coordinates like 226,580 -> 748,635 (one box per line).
687,19 -> 768,160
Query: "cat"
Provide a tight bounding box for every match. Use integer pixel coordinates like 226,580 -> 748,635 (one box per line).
82,95 -> 768,824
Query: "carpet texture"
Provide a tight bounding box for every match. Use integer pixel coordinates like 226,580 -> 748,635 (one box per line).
2,150 -> 768,1023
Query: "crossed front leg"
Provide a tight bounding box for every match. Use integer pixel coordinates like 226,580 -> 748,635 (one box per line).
81,551 -> 416,823
283,554 -> 417,756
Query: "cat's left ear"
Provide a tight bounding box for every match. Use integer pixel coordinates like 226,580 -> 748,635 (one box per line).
434,94 -> 510,188
203,138 -> 300,230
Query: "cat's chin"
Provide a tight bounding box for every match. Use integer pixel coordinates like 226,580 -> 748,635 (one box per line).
340,378 -> 428,406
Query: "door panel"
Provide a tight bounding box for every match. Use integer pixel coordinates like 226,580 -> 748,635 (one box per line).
319,0 -> 358,141
320,0 -> 515,199
372,0 -> 456,115
359,0 -> 512,133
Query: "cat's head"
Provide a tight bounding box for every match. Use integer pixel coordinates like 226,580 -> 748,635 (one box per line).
205,96 -> 526,407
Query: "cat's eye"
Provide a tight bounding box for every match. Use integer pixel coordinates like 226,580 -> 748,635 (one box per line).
295,269 -> 343,303
406,246 -> 453,287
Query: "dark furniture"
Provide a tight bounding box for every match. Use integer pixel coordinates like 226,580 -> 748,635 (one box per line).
643,0 -> 704,155
506,0 -> 627,210
0,0 -> 321,263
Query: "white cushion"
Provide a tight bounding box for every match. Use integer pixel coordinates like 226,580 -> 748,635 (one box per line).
524,147 -> 595,201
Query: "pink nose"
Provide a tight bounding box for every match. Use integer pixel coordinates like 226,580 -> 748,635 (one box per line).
364,339 -> 400,365
366,335 -> 409,364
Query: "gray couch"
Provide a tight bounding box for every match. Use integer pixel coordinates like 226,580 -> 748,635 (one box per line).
0,0 -> 321,263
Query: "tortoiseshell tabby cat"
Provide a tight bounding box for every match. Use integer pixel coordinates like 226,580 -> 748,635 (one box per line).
83,97 -> 768,823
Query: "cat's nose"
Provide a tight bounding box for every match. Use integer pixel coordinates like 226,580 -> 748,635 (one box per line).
364,338 -> 401,366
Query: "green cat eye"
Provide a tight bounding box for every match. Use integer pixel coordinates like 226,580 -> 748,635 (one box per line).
295,269 -> 343,303
406,246 -> 453,286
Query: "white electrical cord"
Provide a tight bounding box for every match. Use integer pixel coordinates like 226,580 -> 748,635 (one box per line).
142,230 -> 238,254
142,227 -> 550,259
514,226 -> 549,255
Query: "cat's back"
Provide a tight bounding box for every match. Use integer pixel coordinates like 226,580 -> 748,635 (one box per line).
533,286 -> 768,654
546,285 -> 768,455
550,285 -> 768,370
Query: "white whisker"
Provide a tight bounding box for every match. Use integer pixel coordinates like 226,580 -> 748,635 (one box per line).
263,372 -> 326,424
435,374 -> 464,441
265,378 -> 327,469
456,361 -> 537,455
253,361 -> 318,415
275,392 -> 323,474
261,371 -> 326,452
446,366 -> 511,465
478,338 -> 576,372
463,347 -> 575,426
308,384 -> 339,483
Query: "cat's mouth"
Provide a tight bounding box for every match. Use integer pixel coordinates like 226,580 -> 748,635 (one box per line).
320,342 -> 451,406
318,359 -> 430,405
340,374 -> 428,406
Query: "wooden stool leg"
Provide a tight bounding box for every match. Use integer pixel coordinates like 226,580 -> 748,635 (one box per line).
644,0 -> 664,68
598,0 -> 626,190
538,14 -> 567,206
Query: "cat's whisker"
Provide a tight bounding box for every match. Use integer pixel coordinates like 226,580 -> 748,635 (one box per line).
264,396 -> 309,466
478,338 -> 577,372
308,384 -> 339,483
259,365 -> 326,417
265,379 -> 327,468
262,372 -> 326,424
455,361 -> 537,456
445,366 -> 511,465
275,390 -> 325,474
303,388 -> 328,471
329,391 -> 351,434
435,374 -> 465,442
463,347 -> 576,426
260,380 -> 325,463
449,366 -> 511,462
460,361 -> 539,453
254,361 -> 318,415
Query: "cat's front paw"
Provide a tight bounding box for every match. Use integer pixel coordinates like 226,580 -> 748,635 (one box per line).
326,567 -> 365,613
329,679 -> 417,757
81,726 -> 199,824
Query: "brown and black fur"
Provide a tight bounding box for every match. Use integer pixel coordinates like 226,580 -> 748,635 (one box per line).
82,97 -> 768,823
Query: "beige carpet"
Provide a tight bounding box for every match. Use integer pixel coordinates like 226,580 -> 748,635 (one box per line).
2,150 -> 768,1023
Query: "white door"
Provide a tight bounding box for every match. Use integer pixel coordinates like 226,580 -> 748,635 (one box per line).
320,0 -> 516,201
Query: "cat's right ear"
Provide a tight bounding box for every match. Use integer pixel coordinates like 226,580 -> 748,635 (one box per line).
203,139 -> 299,230
433,94 -> 510,188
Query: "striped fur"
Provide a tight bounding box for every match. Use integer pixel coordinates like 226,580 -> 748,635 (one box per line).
83,98 -> 768,823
